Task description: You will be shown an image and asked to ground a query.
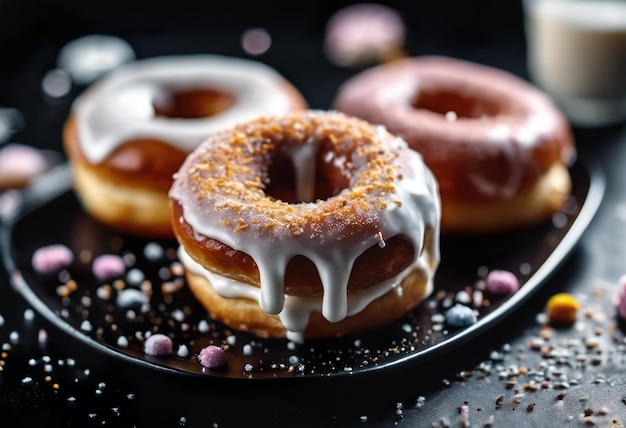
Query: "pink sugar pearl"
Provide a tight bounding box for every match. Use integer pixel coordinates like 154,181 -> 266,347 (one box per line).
92,254 -> 125,281
0,143 -> 49,189
324,3 -> 405,67
144,333 -> 173,356
617,275 -> 626,319
31,244 -> 74,275
198,345 -> 228,368
486,270 -> 520,295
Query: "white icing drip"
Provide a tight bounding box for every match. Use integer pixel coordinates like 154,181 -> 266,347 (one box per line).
258,257 -> 287,314
178,245 -> 434,343
72,55 -> 295,163
171,137 -> 440,334
289,142 -> 318,203
376,231 -> 386,248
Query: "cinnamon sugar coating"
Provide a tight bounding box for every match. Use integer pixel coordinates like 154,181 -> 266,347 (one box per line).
175,111 -> 408,242
170,110 -> 440,296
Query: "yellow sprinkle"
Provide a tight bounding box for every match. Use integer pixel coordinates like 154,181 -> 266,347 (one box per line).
65,279 -> 78,292
56,285 -> 70,297
546,293 -> 579,325
53,383 -> 59,390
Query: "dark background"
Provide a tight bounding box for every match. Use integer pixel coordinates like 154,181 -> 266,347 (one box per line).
0,0 -> 526,150
1,1 -> 626,427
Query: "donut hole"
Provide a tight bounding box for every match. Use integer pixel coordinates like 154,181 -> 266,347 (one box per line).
264,144 -> 350,204
153,88 -> 235,119
412,88 -> 501,119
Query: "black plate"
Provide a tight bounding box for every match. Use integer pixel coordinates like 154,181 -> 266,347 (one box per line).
0,159 -> 604,380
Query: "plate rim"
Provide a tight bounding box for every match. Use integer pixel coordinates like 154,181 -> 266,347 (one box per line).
0,158 -> 606,382
378,157 -> 606,373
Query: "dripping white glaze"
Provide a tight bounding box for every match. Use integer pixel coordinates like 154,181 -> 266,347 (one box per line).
178,245 -> 434,343
170,112 -> 441,339
72,55 -> 295,163
288,142 -> 318,203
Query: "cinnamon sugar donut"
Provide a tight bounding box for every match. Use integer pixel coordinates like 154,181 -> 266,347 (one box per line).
169,110 -> 441,342
63,55 -> 307,237
333,55 -> 576,233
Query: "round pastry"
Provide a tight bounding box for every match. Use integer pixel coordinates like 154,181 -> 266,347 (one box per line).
333,55 -> 576,233
63,55 -> 307,237
169,110 -> 441,342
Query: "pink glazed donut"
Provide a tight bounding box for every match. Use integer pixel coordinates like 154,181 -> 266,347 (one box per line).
333,56 -> 576,233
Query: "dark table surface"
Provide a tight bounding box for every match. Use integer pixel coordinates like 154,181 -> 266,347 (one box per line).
1,1 -> 626,427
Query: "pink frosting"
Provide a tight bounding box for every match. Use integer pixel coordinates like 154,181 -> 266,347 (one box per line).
92,254 -> 126,281
198,345 -> 228,368
485,270 -> 520,295
31,244 -> 74,275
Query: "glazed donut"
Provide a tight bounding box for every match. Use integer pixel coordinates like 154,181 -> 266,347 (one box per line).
333,55 -> 576,233
63,55 -> 307,237
169,110 -> 440,342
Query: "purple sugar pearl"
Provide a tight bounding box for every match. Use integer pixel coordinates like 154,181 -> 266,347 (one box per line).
31,244 -> 74,275
143,334 -> 173,356
485,270 -> 520,295
0,143 -> 49,189
198,345 -> 228,368
92,254 -> 125,281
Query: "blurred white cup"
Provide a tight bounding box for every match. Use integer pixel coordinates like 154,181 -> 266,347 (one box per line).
523,0 -> 626,127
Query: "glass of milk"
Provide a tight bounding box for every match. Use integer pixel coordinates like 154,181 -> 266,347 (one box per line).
523,0 -> 626,127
